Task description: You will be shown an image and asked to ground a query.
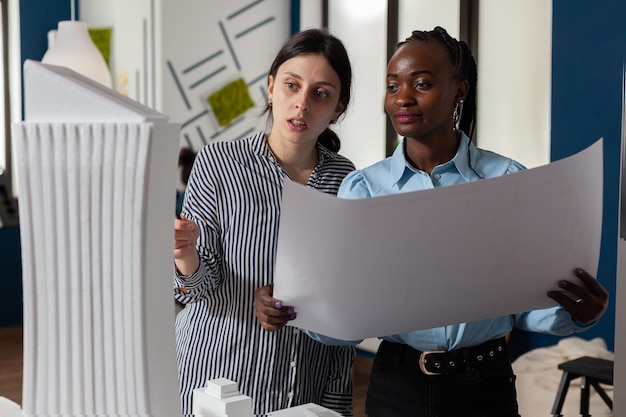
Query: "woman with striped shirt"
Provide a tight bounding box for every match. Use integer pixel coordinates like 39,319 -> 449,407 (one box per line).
173,28 -> 357,416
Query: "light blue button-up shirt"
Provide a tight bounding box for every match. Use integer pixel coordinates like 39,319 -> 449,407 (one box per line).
306,132 -> 591,351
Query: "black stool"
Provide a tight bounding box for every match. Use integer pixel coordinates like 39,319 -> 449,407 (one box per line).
551,356 -> 614,417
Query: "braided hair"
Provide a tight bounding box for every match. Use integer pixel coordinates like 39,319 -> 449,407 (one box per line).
399,26 -> 477,141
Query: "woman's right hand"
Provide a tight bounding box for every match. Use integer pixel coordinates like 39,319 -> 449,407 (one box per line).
174,215 -> 200,276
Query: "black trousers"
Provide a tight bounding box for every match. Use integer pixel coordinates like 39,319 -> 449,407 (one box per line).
366,339 -> 521,417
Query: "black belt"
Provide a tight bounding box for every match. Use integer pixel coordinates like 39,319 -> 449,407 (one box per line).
377,337 -> 508,376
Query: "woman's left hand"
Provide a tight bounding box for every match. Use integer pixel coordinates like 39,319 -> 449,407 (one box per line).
253,284 -> 297,332
547,268 -> 609,324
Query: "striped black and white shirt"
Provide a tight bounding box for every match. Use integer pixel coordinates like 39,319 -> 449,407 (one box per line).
174,132 -> 357,417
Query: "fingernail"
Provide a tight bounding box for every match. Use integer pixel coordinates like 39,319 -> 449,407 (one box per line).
274,301 -> 282,309
558,281 -> 568,288
287,308 -> 294,314
289,313 -> 297,320
547,291 -> 556,298
575,268 -> 584,276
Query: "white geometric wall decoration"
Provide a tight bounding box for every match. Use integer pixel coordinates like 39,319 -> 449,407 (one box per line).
160,0 -> 290,150
14,60 -> 182,417
78,0 -> 291,154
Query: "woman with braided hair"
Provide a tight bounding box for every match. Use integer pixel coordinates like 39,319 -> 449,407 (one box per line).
254,26 -> 608,416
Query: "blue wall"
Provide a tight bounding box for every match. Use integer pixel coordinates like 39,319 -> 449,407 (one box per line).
20,0 -> 69,60
19,0 -> 70,109
290,0 -> 300,35
0,0 -> 70,328
525,0 -> 626,352
0,227 -> 22,327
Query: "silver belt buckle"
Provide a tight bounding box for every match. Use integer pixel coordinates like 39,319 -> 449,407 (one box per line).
419,350 -> 445,375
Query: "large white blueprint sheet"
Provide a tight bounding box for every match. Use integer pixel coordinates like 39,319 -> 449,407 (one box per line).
273,139 -> 603,340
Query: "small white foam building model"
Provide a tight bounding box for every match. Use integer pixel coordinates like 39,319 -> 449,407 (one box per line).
192,378 -> 253,417
193,379 -> 341,417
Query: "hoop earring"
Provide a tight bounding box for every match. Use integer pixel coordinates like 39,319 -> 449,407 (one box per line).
452,99 -> 464,130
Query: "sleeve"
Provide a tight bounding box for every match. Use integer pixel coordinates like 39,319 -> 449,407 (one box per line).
505,159 -> 526,174
337,170 -> 372,199
173,147 -> 225,304
513,305 -> 596,335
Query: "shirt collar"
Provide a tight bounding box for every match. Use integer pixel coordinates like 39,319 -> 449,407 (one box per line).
451,131 -> 480,182
390,131 -> 479,186
251,132 -> 275,160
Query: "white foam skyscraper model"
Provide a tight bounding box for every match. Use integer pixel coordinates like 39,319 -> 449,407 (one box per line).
14,60 -> 182,417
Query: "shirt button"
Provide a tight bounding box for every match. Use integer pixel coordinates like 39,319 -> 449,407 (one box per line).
433,173 -> 441,180
292,328 -> 299,335
290,361 -> 296,367
288,392 -> 294,399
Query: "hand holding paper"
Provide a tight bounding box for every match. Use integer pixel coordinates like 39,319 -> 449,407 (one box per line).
254,284 -> 297,332
547,267 -> 609,324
